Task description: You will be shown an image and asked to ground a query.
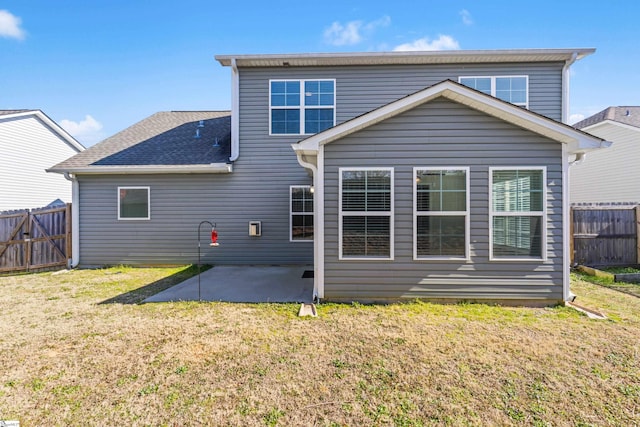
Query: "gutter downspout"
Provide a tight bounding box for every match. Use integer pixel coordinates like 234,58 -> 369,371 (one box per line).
229,58 -> 240,162
63,172 -> 80,268
293,150 -> 319,301
561,52 -> 578,124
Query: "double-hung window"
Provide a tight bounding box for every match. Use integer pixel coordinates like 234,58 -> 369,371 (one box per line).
414,168 -> 469,259
290,186 -> 314,241
459,76 -> 528,107
118,186 -> 150,220
490,168 -> 546,260
340,168 -> 393,259
270,79 -> 335,135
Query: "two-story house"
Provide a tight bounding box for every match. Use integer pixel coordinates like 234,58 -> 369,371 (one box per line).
49,48 -> 610,304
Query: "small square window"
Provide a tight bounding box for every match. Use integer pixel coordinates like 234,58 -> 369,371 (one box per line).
118,187 -> 150,220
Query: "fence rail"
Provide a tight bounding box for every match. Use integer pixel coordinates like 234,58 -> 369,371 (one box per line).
571,205 -> 640,267
0,204 -> 71,273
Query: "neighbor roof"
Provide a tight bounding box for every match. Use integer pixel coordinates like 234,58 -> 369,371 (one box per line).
293,80 -> 610,156
216,48 -> 595,67
48,111 -> 232,174
0,109 -> 85,152
574,107 -> 640,130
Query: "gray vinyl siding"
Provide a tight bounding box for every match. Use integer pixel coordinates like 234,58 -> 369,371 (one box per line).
239,62 -> 563,140
77,173 -> 313,266
323,98 -> 564,302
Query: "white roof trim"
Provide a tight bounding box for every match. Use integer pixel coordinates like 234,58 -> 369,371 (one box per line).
216,48 -> 595,67
0,110 -> 85,152
581,119 -> 640,134
47,163 -> 233,175
293,80 -> 609,156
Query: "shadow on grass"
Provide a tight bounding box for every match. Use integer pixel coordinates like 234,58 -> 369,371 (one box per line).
99,265 -> 212,305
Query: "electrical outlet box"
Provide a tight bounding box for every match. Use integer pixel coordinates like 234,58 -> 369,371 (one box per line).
249,221 -> 262,237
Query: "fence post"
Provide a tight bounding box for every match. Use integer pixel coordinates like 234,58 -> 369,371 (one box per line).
636,205 -> 640,265
66,203 -> 72,268
570,207 -> 574,265
25,209 -> 32,272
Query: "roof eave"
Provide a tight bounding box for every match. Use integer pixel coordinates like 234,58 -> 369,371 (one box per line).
216,48 -> 596,67
1,109 -> 85,152
47,163 -> 233,175
294,80 -> 608,155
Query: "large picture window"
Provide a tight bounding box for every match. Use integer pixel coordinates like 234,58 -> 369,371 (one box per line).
414,168 -> 469,259
490,168 -> 546,260
339,168 -> 393,259
459,76 -> 528,107
290,186 -> 314,241
118,187 -> 150,220
270,79 -> 335,135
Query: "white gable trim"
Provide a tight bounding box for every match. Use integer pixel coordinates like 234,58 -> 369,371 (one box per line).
0,110 -> 85,152
293,81 -> 610,156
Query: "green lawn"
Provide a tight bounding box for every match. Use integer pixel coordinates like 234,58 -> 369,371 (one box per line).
0,267 -> 638,426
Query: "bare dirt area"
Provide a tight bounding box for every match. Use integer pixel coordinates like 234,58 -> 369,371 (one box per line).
0,267 -> 639,426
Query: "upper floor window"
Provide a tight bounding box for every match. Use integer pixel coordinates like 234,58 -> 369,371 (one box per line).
459,76 -> 528,107
490,168 -> 546,260
270,79 -> 336,135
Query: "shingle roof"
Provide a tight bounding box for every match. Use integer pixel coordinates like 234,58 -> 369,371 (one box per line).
50,111 -> 231,172
574,107 -> 640,130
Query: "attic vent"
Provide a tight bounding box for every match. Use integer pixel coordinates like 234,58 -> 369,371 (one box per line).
198,120 -> 205,127
213,137 -> 220,147
194,128 -> 201,139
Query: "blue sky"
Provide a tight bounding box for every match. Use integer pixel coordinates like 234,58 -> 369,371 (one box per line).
1,1 -> 639,146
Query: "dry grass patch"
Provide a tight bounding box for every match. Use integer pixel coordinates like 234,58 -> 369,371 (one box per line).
0,267 -> 639,426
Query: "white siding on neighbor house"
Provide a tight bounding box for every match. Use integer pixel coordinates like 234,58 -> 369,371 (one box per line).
323,98 -> 564,302
570,123 -> 640,204
0,115 -> 80,211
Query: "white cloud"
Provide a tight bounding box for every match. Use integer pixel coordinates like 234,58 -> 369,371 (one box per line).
0,10 -> 26,40
460,9 -> 473,26
569,114 -> 585,124
324,16 -> 390,46
393,35 -> 460,52
60,115 -> 104,146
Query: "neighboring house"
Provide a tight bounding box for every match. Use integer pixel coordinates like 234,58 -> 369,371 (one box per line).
571,107 -> 640,204
0,110 -> 85,211
49,48 -> 610,304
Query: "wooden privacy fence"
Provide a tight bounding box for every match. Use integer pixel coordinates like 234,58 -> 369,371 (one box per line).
0,204 -> 71,273
571,205 -> 640,267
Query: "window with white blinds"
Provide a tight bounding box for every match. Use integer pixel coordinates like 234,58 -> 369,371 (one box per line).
414,168 -> 469,259
490,168 -> 546,260
339,168 -> 393,259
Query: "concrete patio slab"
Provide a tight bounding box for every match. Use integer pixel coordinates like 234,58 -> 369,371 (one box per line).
143,265 -> 314,303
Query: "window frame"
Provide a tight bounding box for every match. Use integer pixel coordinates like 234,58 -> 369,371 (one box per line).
489,167 -> 547,261
269,78 -> 336,136
458,75 -> 529,108
117,186 -> 150,221
339,167 -> 394,261
413,167 -> 470,261
290,185 -> 314,242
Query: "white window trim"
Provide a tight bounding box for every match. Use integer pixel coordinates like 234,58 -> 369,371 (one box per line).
489,167 -> 547,261
269,78 -> 337,136
290,185 -> 314,243
458,75 -> 529,108
413,167 -> 470,261
117,186 -> 150,221
339,167 -> 394,261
